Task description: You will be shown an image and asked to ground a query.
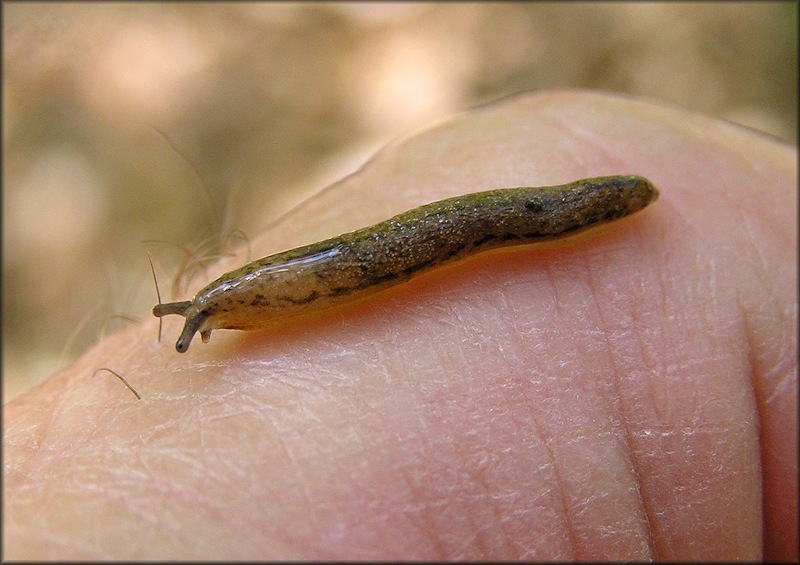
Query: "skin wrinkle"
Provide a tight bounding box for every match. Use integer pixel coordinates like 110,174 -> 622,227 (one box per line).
192,465 -> 262,553
540,422 -> 577,560
266,413 -> 316,522
542,249 -> 651,551
482,348 -> 552,555
680,203 -> 757,540
45,534 -> 104,561
474,490 -> 508,557
399,465 -> 452,559
456,326 -> 516,558
581,239 -> 657,558
511,341 -> 582,560
763,353 -> 797,406
627,250 -> 669,555
32,393 -> 67,469
504,355 -> 567,542
395,410 -> 448,557
276,374 -> 392,555
335,471 -> 406,557
737,209 -> 794,401
603,263 -> 684,555
460,437 -> 505,556
731,192 -> 796,559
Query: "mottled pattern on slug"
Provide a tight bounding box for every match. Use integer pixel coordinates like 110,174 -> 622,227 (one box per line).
153,175 -> 659,352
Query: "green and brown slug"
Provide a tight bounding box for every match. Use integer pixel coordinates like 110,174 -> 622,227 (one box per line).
154,175 -> 658,352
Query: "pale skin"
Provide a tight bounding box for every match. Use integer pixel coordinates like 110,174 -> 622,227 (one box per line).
3,92 -> 797,560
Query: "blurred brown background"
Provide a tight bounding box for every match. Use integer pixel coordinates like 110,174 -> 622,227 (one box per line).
3,3 -> 797,400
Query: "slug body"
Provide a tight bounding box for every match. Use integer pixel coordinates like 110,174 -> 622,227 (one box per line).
154,175 -> 658,352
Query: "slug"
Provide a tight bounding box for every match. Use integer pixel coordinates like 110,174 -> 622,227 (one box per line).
153,175 -> 658,352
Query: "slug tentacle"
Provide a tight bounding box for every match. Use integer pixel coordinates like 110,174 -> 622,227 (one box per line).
175,307 -> 208,353
153,301 -> 192,318
153,175 -> 659,352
